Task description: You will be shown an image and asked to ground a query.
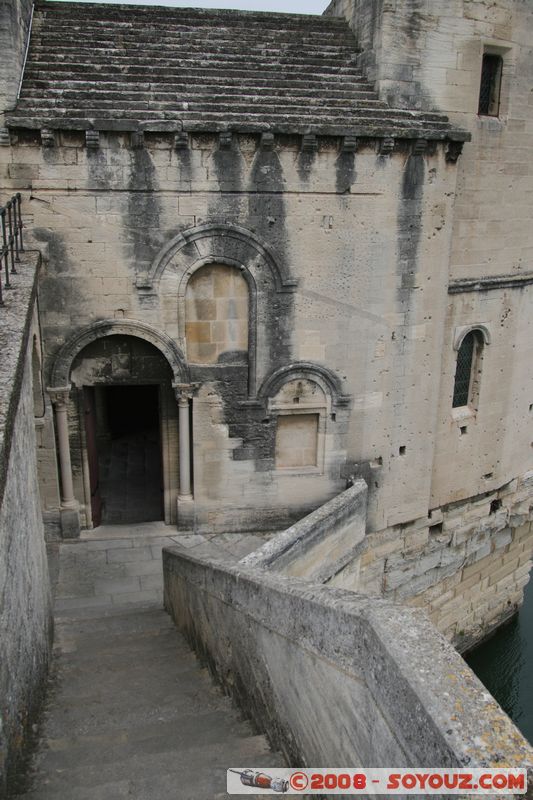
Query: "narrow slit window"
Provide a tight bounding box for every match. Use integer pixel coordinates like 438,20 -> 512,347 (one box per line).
453,330 -> 484,409
478,53 -> 503,116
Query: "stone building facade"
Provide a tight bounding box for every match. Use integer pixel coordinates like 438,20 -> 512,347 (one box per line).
0,0 -> 532,652
324,0 -> 533,650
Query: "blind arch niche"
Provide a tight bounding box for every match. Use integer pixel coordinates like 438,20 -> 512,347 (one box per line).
185,263 -> 249,365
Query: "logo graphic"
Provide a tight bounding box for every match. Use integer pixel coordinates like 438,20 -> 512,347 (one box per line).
229,769 -> 289,793
289,772 -> 309,791
227,768 -> 527,795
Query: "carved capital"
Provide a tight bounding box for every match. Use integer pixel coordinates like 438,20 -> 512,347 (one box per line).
135,272 -> 154,290
413,138 -> 428,155
47,386 -> 71,409
0,127 -> 10,147
301,133 -> 318,152
173,382 -> 199,403
131,131 -> 144,149
342,134 -> 357,153
260,132 -> 275,151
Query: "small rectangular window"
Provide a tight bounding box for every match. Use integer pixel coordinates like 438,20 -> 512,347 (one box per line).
478,53 -> 503,116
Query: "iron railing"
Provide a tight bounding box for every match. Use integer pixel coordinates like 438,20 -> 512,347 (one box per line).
0,193 -> 24,306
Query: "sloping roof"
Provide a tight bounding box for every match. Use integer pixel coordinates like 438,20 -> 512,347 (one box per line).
7,1 -> 463,140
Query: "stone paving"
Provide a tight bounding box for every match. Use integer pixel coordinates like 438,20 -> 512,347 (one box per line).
50,523 -> 270,612
13,524 -> 281,799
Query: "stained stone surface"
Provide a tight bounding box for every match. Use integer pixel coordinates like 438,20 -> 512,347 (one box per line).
12,525 -> 281,799
0,255 -> 53,797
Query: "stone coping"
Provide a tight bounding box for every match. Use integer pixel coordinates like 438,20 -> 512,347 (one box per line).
240,480 -> 367,579
0,250 -> 40,510
163,546 -> 533,776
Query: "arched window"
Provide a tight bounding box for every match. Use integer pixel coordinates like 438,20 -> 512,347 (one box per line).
452,330 -> 484,408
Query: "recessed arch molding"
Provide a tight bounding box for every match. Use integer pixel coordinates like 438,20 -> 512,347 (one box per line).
453,324 -> 491,351
136,221 -> 298,293
257,362 -> 351,408
49,319 -> 189,388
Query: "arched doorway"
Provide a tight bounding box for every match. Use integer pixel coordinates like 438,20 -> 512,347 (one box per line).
49,321 -> 190,531
71,335 -> 176,527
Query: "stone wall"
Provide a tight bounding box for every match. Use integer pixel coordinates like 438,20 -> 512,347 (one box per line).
0,0 -> 33,118
163,547 -> 533,778
323,0 -> 533,507
322,0 -> 533,648
0,133 -> 459,534
330,473 -> 533,650
0,256 -> 53,797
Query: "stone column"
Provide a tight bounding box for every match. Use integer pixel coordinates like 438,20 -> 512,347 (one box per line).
48,387 -> 80,538
174,384 -> 194,499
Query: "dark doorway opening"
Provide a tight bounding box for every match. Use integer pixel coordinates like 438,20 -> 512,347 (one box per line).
85,384 -> 163,525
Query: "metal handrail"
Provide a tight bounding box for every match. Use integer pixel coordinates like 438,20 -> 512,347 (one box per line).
0,193 -> 24,306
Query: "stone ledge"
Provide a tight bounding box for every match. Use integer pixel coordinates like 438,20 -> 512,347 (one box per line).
448,272 -> 533,293
6,117 -> 470,143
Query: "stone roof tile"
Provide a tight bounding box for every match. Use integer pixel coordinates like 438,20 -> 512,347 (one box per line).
7,1 -> 466,140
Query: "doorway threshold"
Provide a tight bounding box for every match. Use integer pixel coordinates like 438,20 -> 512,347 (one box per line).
80,521 -> 174,542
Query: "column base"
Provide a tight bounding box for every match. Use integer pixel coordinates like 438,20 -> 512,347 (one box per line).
60,507 -> 80,539
177,495 -> 195,530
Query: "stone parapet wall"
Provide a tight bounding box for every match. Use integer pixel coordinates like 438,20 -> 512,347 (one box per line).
0,254 -> 53,796
241,479 -> 367,582
330,472 -> 533,650
163,547 -> 533,781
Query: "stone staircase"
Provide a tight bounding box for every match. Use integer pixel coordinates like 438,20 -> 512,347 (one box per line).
10,527 -> 283,800
8,1 -> 454,137
13,608 -> 280,800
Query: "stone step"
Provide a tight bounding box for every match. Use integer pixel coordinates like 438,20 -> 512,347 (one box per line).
29,33 -> 357,51
32,4 -> 350,32
19,89 -> 387,110
30,33 -> 356,54
32,15 -> 350,33
24,54 -> 362,75
21,78 -> 376,98
14,600 -> 282,800
17,740 -> 274,800
22,65 -> 370,89
17,106 -> 393,126
10,3 -> 453,137
15,95 -> 445,123
18,112 -> 449,135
